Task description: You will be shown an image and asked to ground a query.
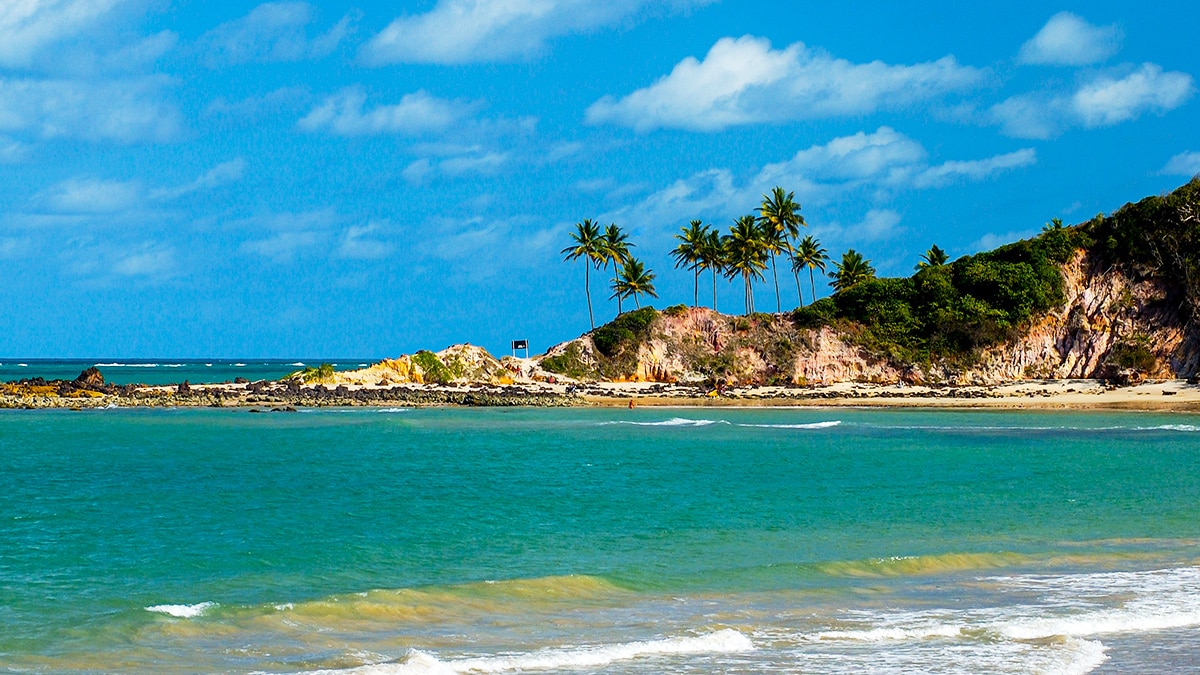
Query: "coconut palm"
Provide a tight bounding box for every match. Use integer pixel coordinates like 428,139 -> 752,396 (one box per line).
792,235 -> 828,306
830,249 -> 876,292
561,219 -> 605,330
671,220 -> 709,308
611,257 -> 658,311
723,214 -> 768,315
600,224 -> 634,316
757,218 -> 789,313
758,186 -> 806,307
699,228 -> 725,313
916,244 -> 949,271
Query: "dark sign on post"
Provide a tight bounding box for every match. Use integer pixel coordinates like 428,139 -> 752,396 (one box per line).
512,339 -> 529,358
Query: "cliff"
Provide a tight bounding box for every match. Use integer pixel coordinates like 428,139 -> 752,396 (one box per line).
538,179 -> 1200,386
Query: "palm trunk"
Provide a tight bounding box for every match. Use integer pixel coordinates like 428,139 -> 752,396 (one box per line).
617,294 -> 623,315
634,295 -> 641,309
743,273 -> 753,315
770,251 -> 781,313
693,267 -> 699,308
809,267 -> 817,305
585,264 -> 594,330
793,266 -> 804,307
711,268 -> 718,313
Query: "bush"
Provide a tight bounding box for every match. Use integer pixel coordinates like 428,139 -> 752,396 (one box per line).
1108,336 -> 1157,372
541,342 -> 593,379
592,307 -> 657,357
299,363 -> 335,383
411,350 -> 453,384
662,304 -> 690,317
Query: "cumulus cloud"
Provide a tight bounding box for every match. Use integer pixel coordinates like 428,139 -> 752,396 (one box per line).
298,88 -> 469,136
198,2 -> 355,66
39,178 -> 143,214
586,35 -> 982,132
1018,12 -> 1122,66
987,64 -> 1194,138
1072,63 -> 1195,127
0,0 -> 131,68
0,76 -> 181,143
361,0 -> 713,65
606,128 -> 1035,240
1162,151 -> 1200,176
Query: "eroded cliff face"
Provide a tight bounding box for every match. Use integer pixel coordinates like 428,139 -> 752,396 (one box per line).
537,250 -> 1199,385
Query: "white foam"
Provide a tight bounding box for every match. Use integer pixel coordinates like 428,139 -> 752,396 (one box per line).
145,602 -> 215,618
378,408 -> 409,413
95,363 -> 158,367
290,362 -> 306,367
817,624 -> 960,641
1044,638 -> 1109,675
316,629 -> 753,674
234,363 -> 247,367
739,420 -> 842,429
1138,424 -> 1199,432
614,417 -> 727,427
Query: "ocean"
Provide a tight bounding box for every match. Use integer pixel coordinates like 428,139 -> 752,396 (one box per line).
2,406 -> 1199,673
0,360 -> 371,386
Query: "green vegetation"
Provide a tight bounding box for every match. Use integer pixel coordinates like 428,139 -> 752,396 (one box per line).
611,258 -> 658,310
411,350 -> 454,384
297,363 -> 335,383
540,342 -> 594,379
793,217 -> 1088,363
593,307 -> 657,358
1108,335 -> 1158,372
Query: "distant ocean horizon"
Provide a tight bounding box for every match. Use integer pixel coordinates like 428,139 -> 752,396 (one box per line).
0,359 -> 380,385
3,406 -> 1200,673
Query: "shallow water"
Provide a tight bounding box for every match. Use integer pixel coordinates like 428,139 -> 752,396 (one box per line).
0,359 -> 368,385
1,407 -> 1198,673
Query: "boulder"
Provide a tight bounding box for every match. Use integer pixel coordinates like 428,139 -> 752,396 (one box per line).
75,367 -> 105,388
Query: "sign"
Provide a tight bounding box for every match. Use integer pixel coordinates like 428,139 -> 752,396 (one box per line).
512,340 -> 528,350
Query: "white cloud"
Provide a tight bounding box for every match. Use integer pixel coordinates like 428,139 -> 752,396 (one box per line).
0,135 -> 27,162
986,64 -> 1194,138
586,35 -> 982,132
204,87 -> 310,120
848,209 -> 902,241
198,2 -> 355,66
0,0 -> 131,67
40,178 -> 143,214
0,76 -> 181,143
112,244 -> 176,278
298,88 -> 469,136
151,159 -> 246,199
972,229 -> 1037,253
405,150 -> 509,183
1162,151 -> 1200,176
1018,12 -> 1122,66
606,128 -> 1036,241
1072,63 -> 1194,127
236,210 -> 340,263
338,222 -> 394,259
913,149 -> 1037,188
362,0 -> 713,65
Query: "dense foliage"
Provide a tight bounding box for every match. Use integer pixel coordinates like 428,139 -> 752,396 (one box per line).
1086,178 -> 1200,318
792,219 -> 1087,362
593,307 -> 657,357
411,350 -> 454,384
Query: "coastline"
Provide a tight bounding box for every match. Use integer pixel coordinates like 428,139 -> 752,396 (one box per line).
4,377 -> 1200,412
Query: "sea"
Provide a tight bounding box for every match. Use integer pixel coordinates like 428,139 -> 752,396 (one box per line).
0,360 -> 371,386
2,405 -> 1200,674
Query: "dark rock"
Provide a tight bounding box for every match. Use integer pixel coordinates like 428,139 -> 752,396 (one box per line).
75,367 -> 105,388
177,380 -> 191,394
234,377 -> 248,384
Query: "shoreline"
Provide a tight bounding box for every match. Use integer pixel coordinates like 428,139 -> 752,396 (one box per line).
3,377 -> 1200,412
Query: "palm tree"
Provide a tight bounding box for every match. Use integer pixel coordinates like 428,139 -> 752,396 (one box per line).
916,244 -> 949,271
561,219 -> 605,329
699,228 -> 725,313
611,257 -> 658,310
671,220 -> 709,308
758,186 -> 806,307
601,223 -> 634,316
758,219 -> 789,313
792,235 -> 828,306
830,249 -> 876,292
723,214 -> 768,315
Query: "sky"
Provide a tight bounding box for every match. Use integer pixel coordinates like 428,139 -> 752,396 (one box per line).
0,0 -> 1197,358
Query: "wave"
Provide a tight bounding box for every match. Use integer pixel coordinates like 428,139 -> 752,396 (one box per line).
145,602 -> 216,618
737,420 -> 842,429
290,362 -> 306,367
95,363 -> 159,368
815,551 -> 1031,578
606,418 -> 728,427
377,408 -> 409,413
314,629 -> 753,674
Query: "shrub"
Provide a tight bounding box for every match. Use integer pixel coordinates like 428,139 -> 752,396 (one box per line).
662,304 -> 690,317
592,307 -> 657,357
411,350 -> 453,384
299,363 -> 335,383
541,342 -> 593,379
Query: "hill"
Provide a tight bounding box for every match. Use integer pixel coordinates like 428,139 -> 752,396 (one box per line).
539,179 -> 1200,386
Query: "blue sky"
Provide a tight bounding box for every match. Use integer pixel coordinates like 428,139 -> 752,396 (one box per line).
1,1 -> 1197,358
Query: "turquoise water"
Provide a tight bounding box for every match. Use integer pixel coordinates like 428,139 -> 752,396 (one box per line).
2,407 -> 1199,673
0,360 -> 370,385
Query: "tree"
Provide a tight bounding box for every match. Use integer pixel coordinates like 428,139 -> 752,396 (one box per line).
723,214 -> 768,315
700,227 -> 725,312
611,257 -> 658,310
792,235 -> 829,306
758,186 -> 806,308
671,220 -> 709,308
560,219 -> 605,330
601,223 -> 634,317
916,244 -> 949,271
758,219 -> 789,313
831,249 -> 876,292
